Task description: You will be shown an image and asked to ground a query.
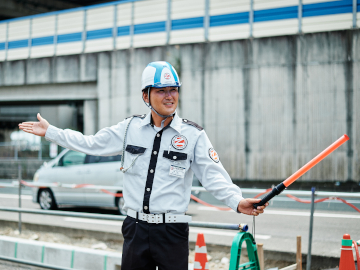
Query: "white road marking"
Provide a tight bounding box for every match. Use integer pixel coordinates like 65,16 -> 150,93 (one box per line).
64,217 -> 123,226
198,206 -> 360,219
197,206 -> 233,212
0,194 -> 32,200
189,227 -> 271,239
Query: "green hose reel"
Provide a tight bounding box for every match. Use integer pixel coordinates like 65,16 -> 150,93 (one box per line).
229,232 -> 260,270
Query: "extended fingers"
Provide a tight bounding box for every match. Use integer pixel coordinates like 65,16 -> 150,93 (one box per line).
18,123 -> 34,134
19,122 -> 34,128
22,128 -> 34,134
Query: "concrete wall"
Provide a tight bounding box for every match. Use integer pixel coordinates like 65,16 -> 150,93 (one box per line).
0,30 -> 359,183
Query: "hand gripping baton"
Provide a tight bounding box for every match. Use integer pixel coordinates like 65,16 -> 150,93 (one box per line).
253,134 -> 349,208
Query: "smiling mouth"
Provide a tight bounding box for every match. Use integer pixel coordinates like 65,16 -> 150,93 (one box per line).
164,103 -> 173,105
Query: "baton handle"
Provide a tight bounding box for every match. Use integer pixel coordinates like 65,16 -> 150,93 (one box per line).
253,183 -> 286,208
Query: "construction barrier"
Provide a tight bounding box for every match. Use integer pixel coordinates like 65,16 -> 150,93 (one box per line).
192,188 -> 360,213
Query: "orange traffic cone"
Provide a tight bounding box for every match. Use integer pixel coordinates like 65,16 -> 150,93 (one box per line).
339,234 -> 356,270
194,233 -> 209,270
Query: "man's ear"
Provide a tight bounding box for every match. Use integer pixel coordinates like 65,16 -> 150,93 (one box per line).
142,90 -> 149,103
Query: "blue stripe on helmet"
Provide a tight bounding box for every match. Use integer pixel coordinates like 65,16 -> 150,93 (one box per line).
148,62 -> 164,86
165,61 -> 179,82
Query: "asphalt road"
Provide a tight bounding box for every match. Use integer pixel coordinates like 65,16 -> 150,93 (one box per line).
0,186 -> 359,260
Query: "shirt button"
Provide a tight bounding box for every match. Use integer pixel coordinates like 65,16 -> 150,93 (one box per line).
173,156 -> 177,159
156,133 -> 160,137
150,169 -> 154,173
147,188 -> 150,192
144,206 -> 148,210
153,151 -> 157,155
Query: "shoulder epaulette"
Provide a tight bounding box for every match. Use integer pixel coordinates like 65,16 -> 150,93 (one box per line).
182,119 -> 203,131
125,114 -> 146,120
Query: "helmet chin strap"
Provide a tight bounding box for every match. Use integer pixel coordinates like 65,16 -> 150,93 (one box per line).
142,87 -> 176,121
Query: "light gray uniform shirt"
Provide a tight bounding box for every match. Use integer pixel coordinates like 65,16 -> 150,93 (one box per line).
45,112 -> 243,214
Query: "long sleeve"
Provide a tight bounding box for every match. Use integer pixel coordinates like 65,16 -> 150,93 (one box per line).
44,121 -> 127,156
190,131 -> 243,212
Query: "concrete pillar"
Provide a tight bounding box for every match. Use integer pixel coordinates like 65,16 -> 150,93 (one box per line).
97,53 -> 111,129
84,100 -> 98,135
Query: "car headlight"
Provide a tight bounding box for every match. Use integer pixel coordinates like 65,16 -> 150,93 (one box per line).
33,172 -> 39,182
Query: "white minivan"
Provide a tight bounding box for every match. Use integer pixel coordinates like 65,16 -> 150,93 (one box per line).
32,149 -> 125,215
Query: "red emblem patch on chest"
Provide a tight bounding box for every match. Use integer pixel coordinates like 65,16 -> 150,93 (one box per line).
208,148 -> 220,163
171,135 -> 188,150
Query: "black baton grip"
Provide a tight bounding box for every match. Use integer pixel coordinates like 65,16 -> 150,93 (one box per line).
253,183 -> 286,208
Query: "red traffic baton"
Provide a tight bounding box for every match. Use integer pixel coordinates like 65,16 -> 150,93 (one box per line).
253,134 -> 349,208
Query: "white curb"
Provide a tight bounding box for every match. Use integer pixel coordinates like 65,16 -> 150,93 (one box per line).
0,235 -> 121,270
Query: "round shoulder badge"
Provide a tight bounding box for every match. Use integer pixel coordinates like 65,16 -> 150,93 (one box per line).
171,135 -> 188,150
208,148 -> 220,163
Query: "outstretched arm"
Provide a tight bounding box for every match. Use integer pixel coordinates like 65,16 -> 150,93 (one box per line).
19,113 -> 125,156
18,113 -> 49,137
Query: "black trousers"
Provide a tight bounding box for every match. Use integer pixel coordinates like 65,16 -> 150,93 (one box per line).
121,216 -> 189,270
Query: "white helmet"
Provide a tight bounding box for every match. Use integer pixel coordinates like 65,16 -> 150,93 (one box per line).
141,61 -> 181,91
141,61 -> 181,119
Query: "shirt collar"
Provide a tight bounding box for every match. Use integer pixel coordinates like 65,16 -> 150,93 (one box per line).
139,112 -> 152,128
169,112 -> 182,134
139,111 -> 182,134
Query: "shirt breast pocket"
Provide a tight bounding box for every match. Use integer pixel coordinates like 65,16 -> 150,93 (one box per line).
163,151 -> 188,179
123,144 -> 147,173
126,145 -> 146,155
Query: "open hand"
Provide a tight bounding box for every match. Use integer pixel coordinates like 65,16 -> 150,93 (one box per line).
237,198 -> 269,216
18,113 -> 50,137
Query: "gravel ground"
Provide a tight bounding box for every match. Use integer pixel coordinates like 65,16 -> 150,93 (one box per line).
0,227 -> 294,269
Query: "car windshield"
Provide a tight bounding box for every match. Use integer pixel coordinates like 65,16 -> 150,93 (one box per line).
59,151 -> 86,166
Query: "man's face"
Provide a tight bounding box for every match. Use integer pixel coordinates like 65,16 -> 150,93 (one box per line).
143,87 -> 179,116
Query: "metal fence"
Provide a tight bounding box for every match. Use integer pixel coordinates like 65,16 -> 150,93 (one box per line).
0,142 -> 63,180
0,142 -> 62,160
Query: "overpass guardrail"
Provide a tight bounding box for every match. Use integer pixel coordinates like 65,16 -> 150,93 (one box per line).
0,0 -> 359,62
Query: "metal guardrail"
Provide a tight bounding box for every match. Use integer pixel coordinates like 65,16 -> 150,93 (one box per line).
0,207 -> 246,231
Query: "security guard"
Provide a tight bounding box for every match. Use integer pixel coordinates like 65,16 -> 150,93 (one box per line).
19,61 -> 268,270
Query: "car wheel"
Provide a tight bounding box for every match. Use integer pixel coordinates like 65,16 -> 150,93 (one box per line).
116,195 -> 126,215
38,189 -> 57,210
